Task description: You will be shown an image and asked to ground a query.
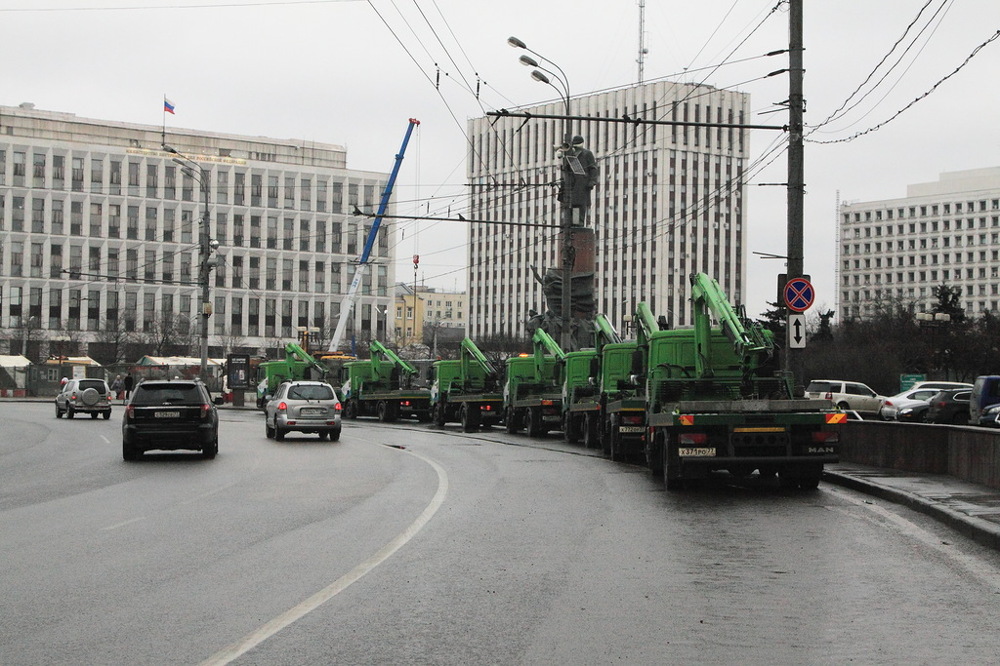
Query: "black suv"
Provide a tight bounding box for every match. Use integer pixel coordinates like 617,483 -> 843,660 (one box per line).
122,379 -> 219,460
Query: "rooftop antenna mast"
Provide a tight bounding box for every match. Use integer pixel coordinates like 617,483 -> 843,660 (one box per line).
637,0 -> 648,83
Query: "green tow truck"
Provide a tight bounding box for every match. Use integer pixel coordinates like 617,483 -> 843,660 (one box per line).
561,314 -> 618,449
430,337 -> 504,432
503,328 -> 565,437
644,273 -> 844,489
255,342 -> 331,409
342,340 -> 432,422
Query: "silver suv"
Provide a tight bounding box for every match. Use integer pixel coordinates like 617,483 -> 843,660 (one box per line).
265,380 -> 342,441
55,378 -> 113,419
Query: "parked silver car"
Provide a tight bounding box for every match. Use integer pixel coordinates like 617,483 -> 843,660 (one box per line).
55,378 -> 113,419
265,380 -> 342,441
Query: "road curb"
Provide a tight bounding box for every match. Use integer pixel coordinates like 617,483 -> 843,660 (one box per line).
823,470 -> 1000,551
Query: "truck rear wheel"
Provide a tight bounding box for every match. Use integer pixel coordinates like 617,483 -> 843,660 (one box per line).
583,414 -> 599,449
504,408 -> 521,434
647,431 -> 664,479
461,404 -> 480,433
345,400 -> 359,419
563,414 -> 579,443
434,402 -> 447,427
525,407 -> 544,437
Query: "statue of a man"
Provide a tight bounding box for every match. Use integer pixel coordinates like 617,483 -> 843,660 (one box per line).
558,135 -> 598,227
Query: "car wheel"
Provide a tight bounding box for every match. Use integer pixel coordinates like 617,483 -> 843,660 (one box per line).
317,431 -> 328,440
55,403 -> 62,419
67,406 -> 75,419
91,412 -> 99,419
953,412 -> 970,425
123,439 -> 139,461
202,439 -> 218,459
330,428 -> 341,442
265,418 -> 275,439
103,411 -> 111,420
274,419 -> 286,441
837,401 -> 850,411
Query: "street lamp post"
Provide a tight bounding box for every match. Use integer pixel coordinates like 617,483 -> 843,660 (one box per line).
165,145 -> 215,381
509,36 -> 575,351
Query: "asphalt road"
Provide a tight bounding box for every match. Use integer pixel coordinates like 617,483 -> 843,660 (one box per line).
3,403 -> 1000,665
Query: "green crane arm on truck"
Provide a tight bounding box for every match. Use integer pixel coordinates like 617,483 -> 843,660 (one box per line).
634,302 -> 662,347
688,272 -> 773,380
531,327 -> 566,383
283,342 -> 329,379
460,337 -> 499,383
369,339 -> 418,378
593,313 -> 622,349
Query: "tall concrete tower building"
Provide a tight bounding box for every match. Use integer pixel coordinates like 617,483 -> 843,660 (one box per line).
466,80 -> 751,339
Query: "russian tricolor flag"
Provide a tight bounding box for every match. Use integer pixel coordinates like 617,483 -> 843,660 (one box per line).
163,97 -> 175,114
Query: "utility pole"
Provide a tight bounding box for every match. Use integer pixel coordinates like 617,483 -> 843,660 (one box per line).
785,0 -> 805,383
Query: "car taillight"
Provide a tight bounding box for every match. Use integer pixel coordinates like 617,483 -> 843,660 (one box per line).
201,403 -> 212,418
679,433 -> 708,445
824,392 -> 833,400
884,400 -> 894,407
126,405 -> 135,418
71,393 -> 78,400
277,401 -> 288,412
335,402 -> 343,411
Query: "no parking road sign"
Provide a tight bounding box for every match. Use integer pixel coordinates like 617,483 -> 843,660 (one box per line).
783,277 -> 814,313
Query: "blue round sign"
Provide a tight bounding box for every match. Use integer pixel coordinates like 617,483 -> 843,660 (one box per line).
784,278 -> 814,313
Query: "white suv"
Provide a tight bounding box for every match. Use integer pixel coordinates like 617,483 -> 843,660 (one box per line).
55,378 -> 113,419
805,380 -> 885,415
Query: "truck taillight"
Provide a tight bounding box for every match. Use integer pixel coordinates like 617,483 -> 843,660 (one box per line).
622,415 -> 643,425
402,400 -> 411,407
812,431 -> 839,444
679,433 -> 708,445
483,404 -> 492,411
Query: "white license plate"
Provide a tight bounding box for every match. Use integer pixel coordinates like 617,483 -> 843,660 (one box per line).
154,411 -> 181,418
301,408 -> 323,416
618,426 -> 644,433
678,447 -> 716,457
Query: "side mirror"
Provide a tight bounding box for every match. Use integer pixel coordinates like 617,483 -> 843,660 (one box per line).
214,397 -> 225,405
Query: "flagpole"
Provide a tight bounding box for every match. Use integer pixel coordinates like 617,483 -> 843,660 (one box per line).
161,94 -> 166,146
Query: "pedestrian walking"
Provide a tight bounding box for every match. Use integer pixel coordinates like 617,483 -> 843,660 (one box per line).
123,374 -> 134,404
110,374 -> 124,401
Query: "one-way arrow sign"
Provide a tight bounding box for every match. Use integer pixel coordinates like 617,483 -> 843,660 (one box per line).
788,314 -> 806,349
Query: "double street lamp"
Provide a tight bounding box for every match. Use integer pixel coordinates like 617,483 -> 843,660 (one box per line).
164,145 -> 218,381
508,35 -> 575,351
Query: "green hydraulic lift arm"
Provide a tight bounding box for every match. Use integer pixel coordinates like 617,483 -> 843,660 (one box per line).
284,342 -> 328,378
688,272 -> 772,379
593,313 -> 622,349
460,337 -> 499,381
369,339 -> 418,376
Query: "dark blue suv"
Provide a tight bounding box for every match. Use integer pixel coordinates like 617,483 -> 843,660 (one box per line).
122,379 -> 219,460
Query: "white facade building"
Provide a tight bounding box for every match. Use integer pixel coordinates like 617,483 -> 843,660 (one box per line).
466,80 -> 751,338
0,103 -> 394,358
839,167 -> 1000,320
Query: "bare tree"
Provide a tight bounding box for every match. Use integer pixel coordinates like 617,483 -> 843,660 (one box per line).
90,318 -> 138,366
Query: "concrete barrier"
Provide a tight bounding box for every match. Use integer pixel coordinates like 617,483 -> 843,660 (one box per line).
841,421 -> 1000,489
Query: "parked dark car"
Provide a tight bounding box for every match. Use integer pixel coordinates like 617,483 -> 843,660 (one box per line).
122,379 -> 220,460
970,375 -> 1000,427
896,402 -> 930,423
925,388 -> 972,425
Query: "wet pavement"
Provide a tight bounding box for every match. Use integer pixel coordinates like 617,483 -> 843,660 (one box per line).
824,463 -> 1000,550
6,395 -> 1000,550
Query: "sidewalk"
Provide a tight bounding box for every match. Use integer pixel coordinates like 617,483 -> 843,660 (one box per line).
824,463 -> 1000,550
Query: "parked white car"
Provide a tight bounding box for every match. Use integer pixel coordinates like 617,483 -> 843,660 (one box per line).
879,382 -> 973,420
805,379 -> 885,415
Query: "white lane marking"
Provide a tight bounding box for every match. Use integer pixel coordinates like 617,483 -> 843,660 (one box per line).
101,516 -> 146,531
101,435 -> 110,444
200,446 -> 449,666
830,490 -> 1000,592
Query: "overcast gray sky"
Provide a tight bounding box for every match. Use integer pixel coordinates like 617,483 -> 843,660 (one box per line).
4,0 -> 999,322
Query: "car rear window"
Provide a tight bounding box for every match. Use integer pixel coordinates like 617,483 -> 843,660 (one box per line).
132,383 -> 204,405
806,381 -> 833,393
78,380 -> 107,391
288,384 -> 335,401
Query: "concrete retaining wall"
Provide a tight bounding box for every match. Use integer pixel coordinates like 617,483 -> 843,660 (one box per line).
841,421 -> 1000,489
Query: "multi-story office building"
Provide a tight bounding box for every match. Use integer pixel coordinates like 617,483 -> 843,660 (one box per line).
0,103 -> 394,359
466,80 -> 750,338
839,167 -> 1000,320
